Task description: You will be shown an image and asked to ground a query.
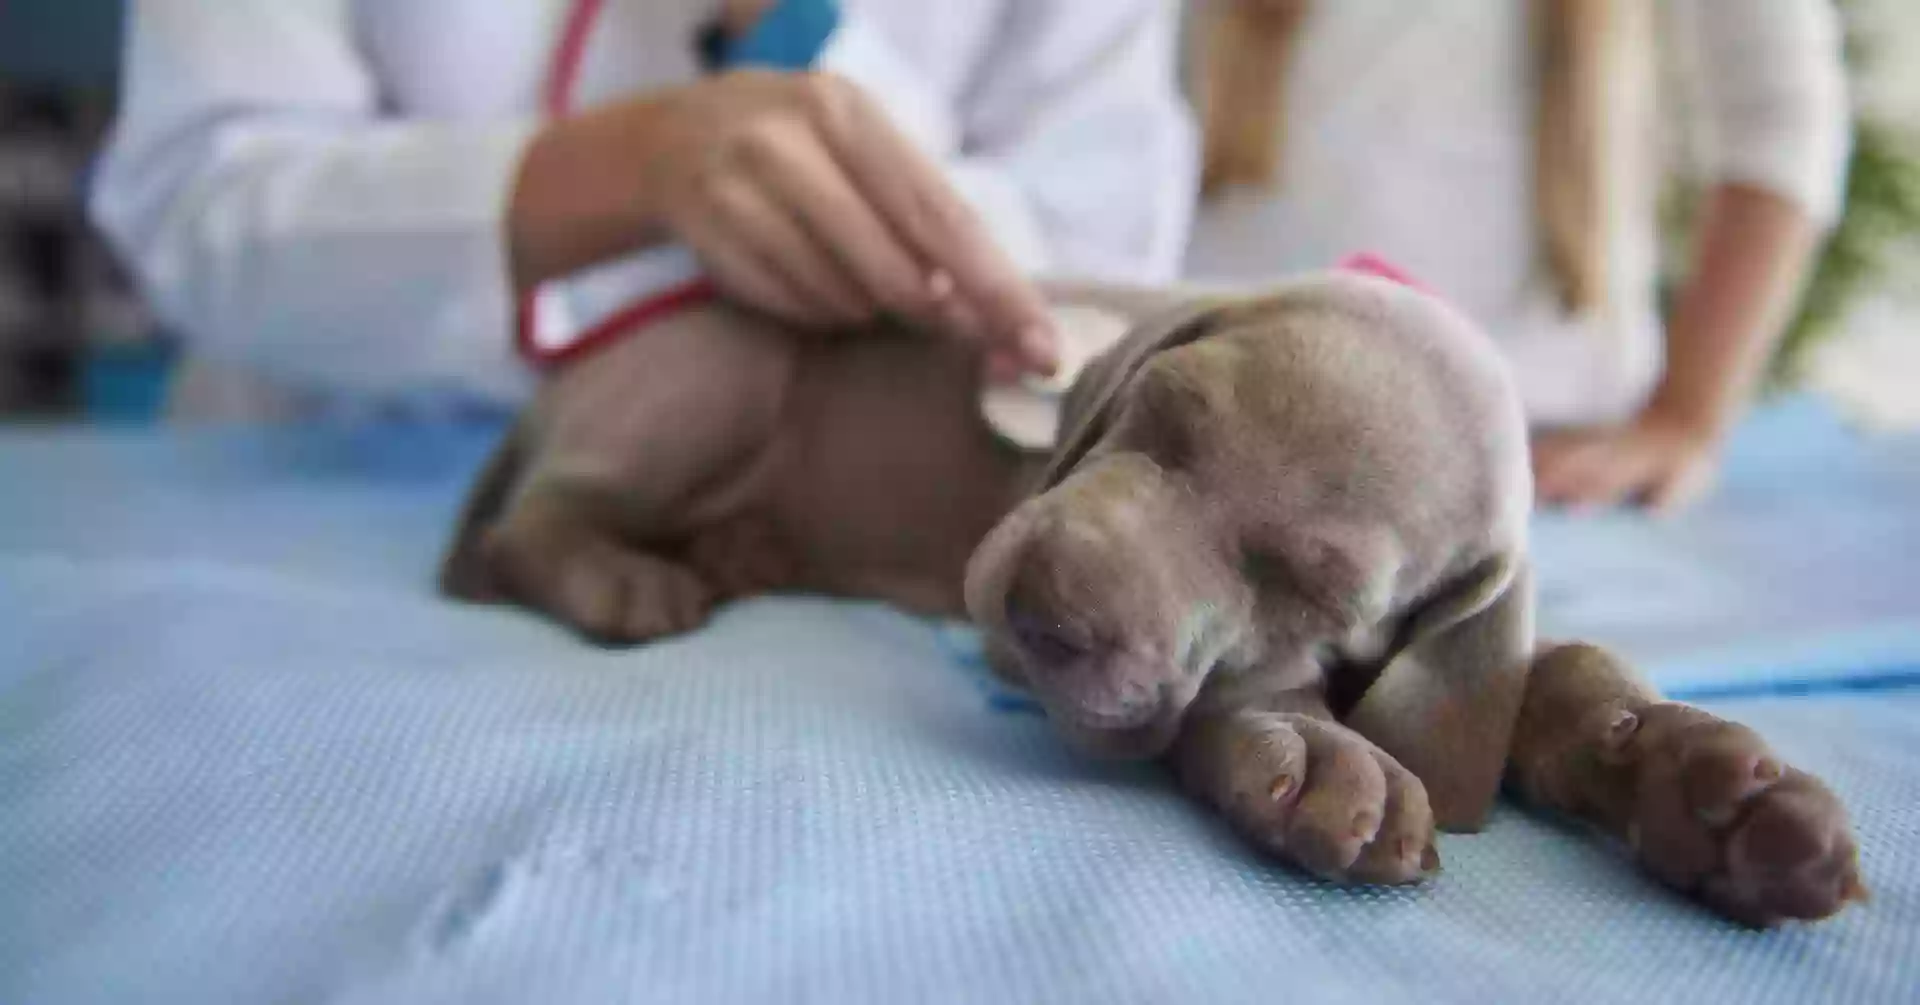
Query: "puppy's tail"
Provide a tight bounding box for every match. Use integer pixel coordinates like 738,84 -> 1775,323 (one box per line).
437,429 -> 523,602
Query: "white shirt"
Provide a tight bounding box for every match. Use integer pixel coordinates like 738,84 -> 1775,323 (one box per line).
91,0 -> 1197,411
1180,0 -> 1850,427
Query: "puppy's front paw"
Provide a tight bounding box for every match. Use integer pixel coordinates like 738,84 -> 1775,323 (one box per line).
1212,711 -> 1438,885
1591,703 -> 1867,927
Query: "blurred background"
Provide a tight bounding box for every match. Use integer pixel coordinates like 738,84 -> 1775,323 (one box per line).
1,0 -> 1916,426
1793,0 -> 1920,429
1,0 -> 163,422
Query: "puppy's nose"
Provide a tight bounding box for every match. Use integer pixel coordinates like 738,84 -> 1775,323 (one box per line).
1005,599 -> 1162,729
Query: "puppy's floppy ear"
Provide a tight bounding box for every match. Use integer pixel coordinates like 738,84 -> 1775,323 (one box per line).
1344,553 -> 1535,833
1043,298 -> 1229,489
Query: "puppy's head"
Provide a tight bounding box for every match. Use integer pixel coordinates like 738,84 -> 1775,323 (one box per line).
966,271 -> 1528,760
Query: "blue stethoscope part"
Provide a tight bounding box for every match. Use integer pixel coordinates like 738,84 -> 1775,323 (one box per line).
720,0 -> 841,71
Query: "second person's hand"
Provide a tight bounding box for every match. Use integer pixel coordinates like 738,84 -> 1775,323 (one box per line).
1530,405 -> 1724,515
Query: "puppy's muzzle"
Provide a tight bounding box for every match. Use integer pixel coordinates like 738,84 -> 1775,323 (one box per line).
1003,600 -> 1164,732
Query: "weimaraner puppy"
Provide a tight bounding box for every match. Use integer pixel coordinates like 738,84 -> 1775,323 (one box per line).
440,271 -> 1865,926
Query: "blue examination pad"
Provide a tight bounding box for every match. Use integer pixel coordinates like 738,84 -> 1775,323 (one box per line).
2,396 -> 1918,1003
1530,397 -> 1920,698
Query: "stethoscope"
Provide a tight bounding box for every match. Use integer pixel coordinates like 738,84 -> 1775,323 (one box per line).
514,0 -> 841,367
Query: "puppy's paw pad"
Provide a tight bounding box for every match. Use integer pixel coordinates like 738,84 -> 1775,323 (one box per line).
1218,712 -> 1437,886
1345,746 -> 1439,886
1628,705 -> 1866,927
1217,715 -> 1310,835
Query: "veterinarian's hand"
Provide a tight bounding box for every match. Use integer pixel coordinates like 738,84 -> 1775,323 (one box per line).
509,69 -> 1059,380
1530,407 -> 1723,514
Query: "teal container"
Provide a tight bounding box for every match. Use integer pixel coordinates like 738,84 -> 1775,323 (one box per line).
81,341 -> 175,423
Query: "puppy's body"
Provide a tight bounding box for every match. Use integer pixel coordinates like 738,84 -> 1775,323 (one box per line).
443,275 -> 1863,926
443,283 -> 1172,627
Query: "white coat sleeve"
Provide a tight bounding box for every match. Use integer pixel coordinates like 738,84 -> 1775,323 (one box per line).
820,2 -> 1197,283
1671,0 -> 1852,228
89,0 -> 539,399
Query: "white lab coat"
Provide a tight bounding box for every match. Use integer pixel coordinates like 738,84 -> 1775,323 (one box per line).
1180,0 -> 1851,428
91,0 -> 1198,415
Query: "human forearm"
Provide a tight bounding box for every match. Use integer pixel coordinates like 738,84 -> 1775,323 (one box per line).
1532,182 -> 1823,512
506,95 -> 680,296
1650,182 -> 1820,436
507,0 -> 785,295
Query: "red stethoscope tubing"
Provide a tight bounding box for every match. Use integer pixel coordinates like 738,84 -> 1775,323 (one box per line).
514,0 -> 718,367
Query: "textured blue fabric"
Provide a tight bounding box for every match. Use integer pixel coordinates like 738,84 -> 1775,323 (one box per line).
1530,397 -> 1920,699
1,398 -> 1917,1004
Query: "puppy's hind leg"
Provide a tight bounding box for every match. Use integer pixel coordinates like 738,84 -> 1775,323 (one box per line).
449,303 -> 799,644
481,479 -> 715,646
438,429 -> 527,603
1507,642 -> 1868,927
434,425 -> 703,643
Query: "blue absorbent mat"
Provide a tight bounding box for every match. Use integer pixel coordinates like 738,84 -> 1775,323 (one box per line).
1,396 -> 1917,1003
